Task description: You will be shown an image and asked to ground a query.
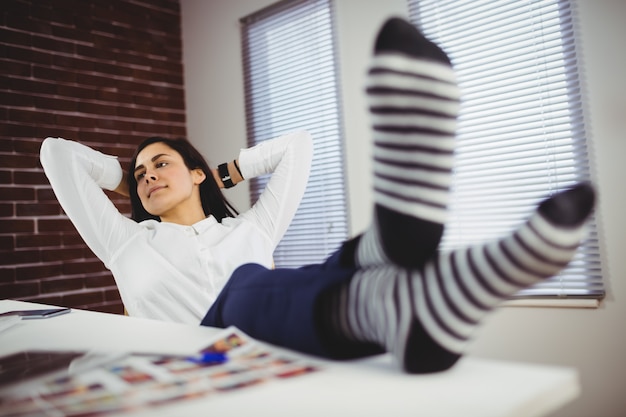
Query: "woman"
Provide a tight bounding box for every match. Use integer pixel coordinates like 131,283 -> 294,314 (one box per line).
41,129 -> 313,324
42,18 -> 595,374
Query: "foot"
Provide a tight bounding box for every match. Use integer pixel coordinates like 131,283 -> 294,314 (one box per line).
363,17 -> 460,268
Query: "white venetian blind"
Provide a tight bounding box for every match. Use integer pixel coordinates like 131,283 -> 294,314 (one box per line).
240,0 -> 348,268
408,0 -> 603,298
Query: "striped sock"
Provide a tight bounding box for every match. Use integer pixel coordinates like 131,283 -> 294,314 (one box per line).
335,183 -> 595,373
358,17 -> 460,269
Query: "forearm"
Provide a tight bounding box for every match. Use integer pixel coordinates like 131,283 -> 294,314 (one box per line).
40,137 -> 135,265
239,130 -> 313,245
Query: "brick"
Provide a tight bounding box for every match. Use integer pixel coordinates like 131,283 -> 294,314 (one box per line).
33,96 -> 79,113
16,233 -> 62,248
62,290 -> 103,307
0,123 -> 38,140
54,114 -> 98,130
104,288 -> 122,302
33,65 -> 77,84
9,108 -> 56,125
8,78 -> 58,96
17,202 -> 61,216
0,142 -> 12,154
14,171 -> 49,186
35,127 -> 80,142
16,263 -> 63,281
75,72 -> 118,89
38,218 -> 75,232
36,188 -> 57,201
0,249 -> 40,265
0,187 -> 35,201
1,1 -> 30,19
169,125 -> 187,137
3,90 -> 36,108
114,78 -> 153,95
0,267 -> 16,282
63,260 -> 107,275
85,273 -> 116,288
114,106 -> 154,120
40,247 -> 85,262
1,60 -> 32,78
53,54 -> 95,72
0,282 -> 40,299
0,219 -> 35,233
0,235 -> 15,251
62,232 -> 86,246
0,27 -> 32,46
0,153 -> 40,169
32,35 -> 76,55
97,118 -> 135,131
96,88 -> 135,104
55,84 -> 98,101
6,12 -> 53,35
40,276 -> 84,292
12,138 -> 44,155
76,101 -> 116,117
4,44 -> 54,66
0,203 -> 14,216
33,7 -> 75,28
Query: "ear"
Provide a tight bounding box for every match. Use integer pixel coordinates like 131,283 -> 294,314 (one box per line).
192,168 -> 207,185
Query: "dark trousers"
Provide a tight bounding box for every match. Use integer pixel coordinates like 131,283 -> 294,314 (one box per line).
200,248 -> 384,359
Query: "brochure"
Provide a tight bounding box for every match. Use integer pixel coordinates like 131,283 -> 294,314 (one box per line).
0,327 -> 320,417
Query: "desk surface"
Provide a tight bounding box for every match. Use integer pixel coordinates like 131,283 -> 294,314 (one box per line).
0,299 -> 579,417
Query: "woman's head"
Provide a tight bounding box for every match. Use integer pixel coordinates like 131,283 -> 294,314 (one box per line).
128,137 -> 238,223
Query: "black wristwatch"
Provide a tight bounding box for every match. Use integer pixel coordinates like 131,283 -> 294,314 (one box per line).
218,163 -> 235,188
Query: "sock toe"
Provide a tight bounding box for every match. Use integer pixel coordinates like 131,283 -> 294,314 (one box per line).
374,17 -> 451,65
403,317 -> 461,374
538,182 -> 596,227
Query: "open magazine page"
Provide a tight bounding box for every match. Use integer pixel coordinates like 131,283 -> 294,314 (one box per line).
0,327 -> 321,417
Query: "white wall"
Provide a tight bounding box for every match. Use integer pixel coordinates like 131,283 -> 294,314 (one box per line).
180,1 -> 626,416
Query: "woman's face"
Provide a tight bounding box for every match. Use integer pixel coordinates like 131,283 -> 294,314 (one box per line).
134,142 -> 206,222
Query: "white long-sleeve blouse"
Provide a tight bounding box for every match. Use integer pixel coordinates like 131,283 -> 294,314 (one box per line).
40,131 -> 313,324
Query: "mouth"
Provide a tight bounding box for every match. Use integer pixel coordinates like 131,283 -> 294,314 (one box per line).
148,186 -> 166,198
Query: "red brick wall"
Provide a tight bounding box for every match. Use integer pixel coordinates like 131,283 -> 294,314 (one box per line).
0,0 -> 187,314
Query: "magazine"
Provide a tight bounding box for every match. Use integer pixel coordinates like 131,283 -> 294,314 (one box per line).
0,327 -> 320,417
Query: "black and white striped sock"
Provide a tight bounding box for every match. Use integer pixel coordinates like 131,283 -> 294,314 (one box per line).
336,183 -> 595,373
356,18 -> 460,269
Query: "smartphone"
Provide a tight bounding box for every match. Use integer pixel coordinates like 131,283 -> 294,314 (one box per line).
0,308 -> 71,320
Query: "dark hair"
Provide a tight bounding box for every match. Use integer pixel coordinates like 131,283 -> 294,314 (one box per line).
128,136 -> 238,223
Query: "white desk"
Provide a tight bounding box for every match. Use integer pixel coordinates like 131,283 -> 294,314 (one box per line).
0,299 -> 579,417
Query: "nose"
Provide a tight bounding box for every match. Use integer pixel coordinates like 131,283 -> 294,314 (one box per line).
144,172 -> 157,184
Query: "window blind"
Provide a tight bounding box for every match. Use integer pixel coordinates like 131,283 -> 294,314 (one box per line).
240,0 -> 348,268
408,0 -> 603,298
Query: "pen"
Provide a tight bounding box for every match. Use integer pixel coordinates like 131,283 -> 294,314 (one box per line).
186,352 -> 228,364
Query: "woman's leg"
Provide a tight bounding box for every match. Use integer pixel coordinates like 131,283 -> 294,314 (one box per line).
319,18 -> 596,373
345,17 -> 460,270
324,183 -> 595,373
201,251 -> 382,359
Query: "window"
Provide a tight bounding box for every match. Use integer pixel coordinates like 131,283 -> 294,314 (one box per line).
408,0 -> 603,299
240,0 -> 348,267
